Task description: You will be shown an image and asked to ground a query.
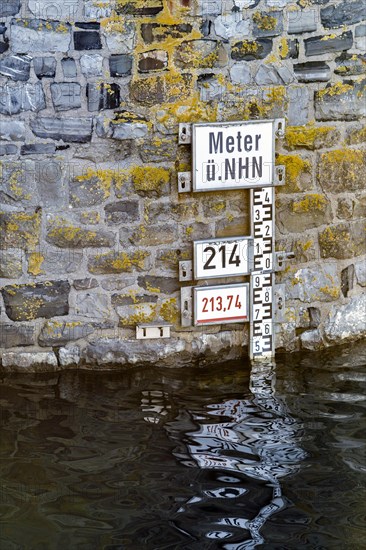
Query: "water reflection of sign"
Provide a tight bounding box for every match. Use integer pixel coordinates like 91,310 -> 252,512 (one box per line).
193,121 -> 274,191
194,236 -> 252,279
194,283 -> 249,325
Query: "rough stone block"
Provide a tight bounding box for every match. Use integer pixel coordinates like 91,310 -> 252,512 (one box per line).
28,0 -> 79,18
355,24 -> 366,50
104,22 -> 135,54
318,149 -> 366,192
138,50 -> 168,72
0,0 -> 21,16
285,264 -> 340,303
285,124 -> 339,151
70,168 -> 123,207
315,80 -> 366,121
61,57 -> 77,78
40,250 -> 83,274
288,9 -> 317,34
0,160 -> 38,206
109,54 -> 132,76
50,82 -> 81,111
0,54 -> 31,81
111,122 -> 148,140
324,294 -> 366,344
319,224 -> 353,260
0,120 -> 26,141
88,250 -> 150,274
75,292 -> 112,320
39,320 -> 97,346
33,56 -> 56,78
253,11 -> 283,37
141,23 -> 192,44
230,63 -> 251,84
0,82 -> 46,115
174,39 -> 227,69
335,53 -> 366,76
294,61 -> 331,82
131,166 -> 170,197
337,197 -> 354,220
305,32 -> 353,57
139,136 -> 177,163
46,217 -> 115,248
0,210 -> 41,250
300,329 -> 323,351
1,351 -> 59,370
73,278 -> 99,290
0,144 -> 17,155
277,194 -> 332,233
138,275 -> 179,294
105,201 -> 140,224
0,250 -> 23,278
231,39 -> 272,60
130,73 -> 192,106
1,280 -> 70,321
355,259 -> 366,287
21,143 -> 56,155
214,13 -> 250,40
74,31 -> 102,50
254,65 -> 282,85
0,323 -> 34,348
58,346 -> 80,367
30,117 -> 93,142
10,20 -> 71,53
115,0 -> 163,16
321,1 -> 366,28
86,83 -> 121,112
80,54 -> 103,77
126,223 -> 178,246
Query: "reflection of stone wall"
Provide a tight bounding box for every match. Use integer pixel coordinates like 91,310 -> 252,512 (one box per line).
0,0 -> 365,368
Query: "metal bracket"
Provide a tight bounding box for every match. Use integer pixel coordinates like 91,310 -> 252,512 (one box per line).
179,260 -> 193,282
180,286 -> 193,327
178,123 -> 192,145
274,118 -> 286,138
275,251 -> 295,271
136,322 -> 172,340
274,165 -> 285,186
274,284 -> 286,323
178,172 -> 192,193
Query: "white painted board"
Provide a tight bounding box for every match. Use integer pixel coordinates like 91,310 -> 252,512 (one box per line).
194,283 -> 249,325
194,236 -> 252,279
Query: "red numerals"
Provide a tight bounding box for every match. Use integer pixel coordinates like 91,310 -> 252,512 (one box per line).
202,294 -> 242,313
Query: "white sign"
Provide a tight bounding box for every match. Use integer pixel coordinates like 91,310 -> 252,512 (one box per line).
194,236 -> 252,279
194,283 -> 249,325
193,120 -> 274,191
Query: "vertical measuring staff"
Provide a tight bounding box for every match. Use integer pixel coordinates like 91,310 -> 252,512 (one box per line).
250,187 -> 275,360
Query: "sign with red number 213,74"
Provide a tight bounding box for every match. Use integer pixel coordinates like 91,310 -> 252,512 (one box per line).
194,283 -> 249,325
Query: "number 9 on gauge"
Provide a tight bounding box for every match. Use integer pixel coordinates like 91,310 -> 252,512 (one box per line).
194,283 -> 249,325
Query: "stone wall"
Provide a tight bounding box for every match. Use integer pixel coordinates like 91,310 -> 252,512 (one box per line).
0,0 -> 365,370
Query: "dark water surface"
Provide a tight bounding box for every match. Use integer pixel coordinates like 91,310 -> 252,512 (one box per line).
1,342 -> 365,549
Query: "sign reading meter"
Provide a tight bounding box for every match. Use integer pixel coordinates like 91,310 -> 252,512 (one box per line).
192,120 -> 275,191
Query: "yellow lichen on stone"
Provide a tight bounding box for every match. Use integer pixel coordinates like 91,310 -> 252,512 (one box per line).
279,38 -> 289,59
285,124 -> 336,150
293,194 -> 328,213
276,154 -> 311,190
28,253 -> 44,276
132,166 -> 170,192
321,149 -> 363,165
347,126 -> 366,144
253,12 -> 277,31
119,304 -> 157,326
76,168 -> 125,199
319,286 -> 340,299
160,298 -> 179,323
232,40 -> 259,57
318,81 -> 353,99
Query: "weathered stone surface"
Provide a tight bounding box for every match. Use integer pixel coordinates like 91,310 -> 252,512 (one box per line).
141,22 -> 192,44
253,11 -> 283,37
61,57 -> 77,78
0,120 -> 26,141
305,32 -> 353,57
321,1 -> 366,28
51,82 -> 81,111
73,31 -> 102,50
69,169 -> 120,207
30,117 -> 93,142
231,39 -> 272,60
334,53 -> 366,76
0,82 -> 46,115
20,143 -> 56,155
75,292 -> 112,320
112,293 -> 158,307
0,54 -> 31,81
174,39 -> 227,69
255,65 -> 289,85
277,194 -> 332,233
86,83 -> 120,112
337,197 -> 354,220
73,278 -> 99,290
138,50 -> 168,72
288,86 -> 310,125
58,346 -> 80,367
315,80 -> 366,121
355,23 -> 366,49
285,124 -> 338,150
0,0 -> 20,16
0,250 -> 23,277
319,224 -> 353,260
1,280 -> 70,321
46,217 -> 115,248
285,264 -> 340,302
139,136 -> 177,163
103,22 -> 135,54
39,319 -> 98,346
111,122 -> 148,140
88,250 -> 150,274
41,250 -> 83,274
196,0 -> 221,16
80,54 -> 103,77
318,149 -> 366,192
109,54 -> 132,76
33,56 -> 56,78
0,160 -> 38,206
138,275 -> 179,294
146,201 -> 199,223
105,201 -> 140,224
198,74 -> 225,101
0,144 -> 17,155
300,329 -> 323,351
1,351 -> 59,371
230,63 -> 251,84
0,210 -> 41,250
355,259 -> 366,287
10,20 -> 72,53
28,0 -> 79,18
214,13 -> 250,39
122,223 -> 178,247
288,9 -> 317,33
324,294 -> 366,344
350,220 -> 366,257
100,276 -> 135,291
0,323 -> 34,348
294,61 -> 331,82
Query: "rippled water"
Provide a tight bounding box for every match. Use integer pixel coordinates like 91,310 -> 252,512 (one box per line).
1,342 -> 366,549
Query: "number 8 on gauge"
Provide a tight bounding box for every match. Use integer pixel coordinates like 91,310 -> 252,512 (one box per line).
194,283 -> 249,325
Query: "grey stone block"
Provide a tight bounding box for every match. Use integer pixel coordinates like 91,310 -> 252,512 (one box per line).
335,53 -> 366,76
214,13 -> 250,40
33,56 -> 56,78
28,0 -> 79,18
39,320 -> 97,346
294,61 -> 331,82
86,82 -> 120,112
0,120 -> 26,141
231,38 -> 273,60
288,9 -> 317,34
253,11 -> 283,38
75,292 -> 111,319
0,82 -> 46,115
105,201 -> 140,224
61,57 -> 77,78
0,55 -> 31,81
0,323 -> 34,348
355,259 -> 366,287
288,86 -> 310,125
315,79 -> 366,121
254,65 -> 282,85
321,1 -> 366,28
73,278 -> 99,290
138,275 -> 179,294
230,63 -> 251,84
41,250 -> 83,274
21,143 -> 56,155
111,122 -> 148,140
285,264 -> 340,303
58,346 -> 80,367
1,351 -> 59,370
51,82 -> 81,111
30,116 -> 93,142
0,0 -> 21,17
355,24 -> 366,49
0,250 -> 23,278
300,329 -> 323,351
0,144 -> 17,155
80,54 -> 103,77
10,20 -> 72,53
324,294 -> 366,343
305,32 -> 353,57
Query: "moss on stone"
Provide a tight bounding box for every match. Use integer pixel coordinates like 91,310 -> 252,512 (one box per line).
276,154 -> 311,191
160,297 -> 179,323
285,124 -> 336,150
132,165 -> 170,192
293,194 -> 328,213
